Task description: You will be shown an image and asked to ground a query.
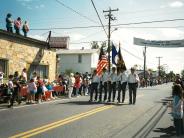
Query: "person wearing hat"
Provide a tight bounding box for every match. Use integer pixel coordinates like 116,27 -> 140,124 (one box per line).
127,67 -> 139,104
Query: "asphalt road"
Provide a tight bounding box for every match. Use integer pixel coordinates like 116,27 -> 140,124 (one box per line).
0,83 -> 172,138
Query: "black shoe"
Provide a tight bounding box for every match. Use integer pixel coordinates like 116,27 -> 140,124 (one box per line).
8,105 -> 13,108
129,102 -> 132,105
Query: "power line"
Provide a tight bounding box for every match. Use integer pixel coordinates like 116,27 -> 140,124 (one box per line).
90,0 -> 108,37
120,47 -> 143,61
29,18 -> 184,30
55,0 -> 98,24
113,18 -> 184,26
70,29 -> 104,43
117,26 -> 184,29
70,40 -> 143,61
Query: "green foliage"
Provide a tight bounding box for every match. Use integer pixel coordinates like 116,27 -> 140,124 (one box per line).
65,69 -> 73,76
181,69 -> 184,78
91,41 -> 99,49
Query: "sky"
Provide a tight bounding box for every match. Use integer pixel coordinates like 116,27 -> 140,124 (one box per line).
0,0 -> 184,74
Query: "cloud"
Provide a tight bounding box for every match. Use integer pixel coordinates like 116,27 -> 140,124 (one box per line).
17,0 -> 45,10
17,0 -> 34,2
70,33 -> 85,41
35,4 -> 45,9
157,28 -> 184,39
28,35 -> 46,41
169,1 -> 184,8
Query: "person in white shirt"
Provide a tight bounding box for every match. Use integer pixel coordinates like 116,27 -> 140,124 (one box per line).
99,68 -> 109,102
127,67 -> 140,104
0,71 -> 4,85
108,67 -> 117,102
117,68 -> 128,103
8,75 -> 14,108
89,69 -> 100,102
68,73 -> 75,99
22,68 -> 27,82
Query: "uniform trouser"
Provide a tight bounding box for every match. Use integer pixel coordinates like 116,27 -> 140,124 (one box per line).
174,118 -> 183,136
128,83 -> 137,104
10,90 -> 20,106
99,82 -> 107,101
118,82 -> 127,102
90,83 -> 98,101
108,82 -> 116,101
68,86 -> 73,98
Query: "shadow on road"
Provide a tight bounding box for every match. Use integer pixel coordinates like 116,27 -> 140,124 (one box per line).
139,88 -> 160,91
152,126 -> 175,138
56,101 -> 129,106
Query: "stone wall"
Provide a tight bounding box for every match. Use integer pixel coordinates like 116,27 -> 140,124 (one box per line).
0,36 -> 56,81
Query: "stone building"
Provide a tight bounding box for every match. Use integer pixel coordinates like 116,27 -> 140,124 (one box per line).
0,29 -> 56,81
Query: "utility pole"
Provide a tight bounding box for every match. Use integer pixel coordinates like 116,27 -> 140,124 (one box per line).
103,7 -> 118,72
143,46 -> 147,80
156,57 -> 163,77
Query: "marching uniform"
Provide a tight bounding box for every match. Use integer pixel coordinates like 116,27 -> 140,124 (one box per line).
127,71 -> 139,104
90,74 -> 100,101
100,71 -> 109,102
121,71 -> 128,103
108,72 -> 117,102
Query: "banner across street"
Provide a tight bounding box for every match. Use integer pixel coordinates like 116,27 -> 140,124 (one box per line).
134,37 -> 184,48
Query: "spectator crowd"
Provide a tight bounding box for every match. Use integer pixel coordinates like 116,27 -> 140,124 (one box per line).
5,13 -> 29,37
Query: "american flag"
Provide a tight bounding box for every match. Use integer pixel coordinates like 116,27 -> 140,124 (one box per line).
96,47 -> 108,75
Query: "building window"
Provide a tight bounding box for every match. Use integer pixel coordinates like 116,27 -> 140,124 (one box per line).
0,59 -> 8,78
28,64 -> 48,79
78,55 -> 82,63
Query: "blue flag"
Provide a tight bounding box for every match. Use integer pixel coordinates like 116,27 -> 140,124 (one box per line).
112,43 -> 118,65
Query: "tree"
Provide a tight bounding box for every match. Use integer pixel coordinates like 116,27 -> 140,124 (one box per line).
91,41 -> 99,49
167,71 -> 175,81
181,69 -> 184,79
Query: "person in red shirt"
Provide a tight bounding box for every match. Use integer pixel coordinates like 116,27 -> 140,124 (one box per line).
74,72 -> 81,97
36,76 -> 44,103
14,17 -> 22,35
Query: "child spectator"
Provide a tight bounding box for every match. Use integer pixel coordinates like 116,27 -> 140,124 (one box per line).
36,76 -> 44,103
172,84 -> 184,136
46,82 -> 54,99
22,21 -> 29,37
74,72 -> 81,97
6,13 -> 13,33
27,79 -> 37,104
14,17 -> 22,35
